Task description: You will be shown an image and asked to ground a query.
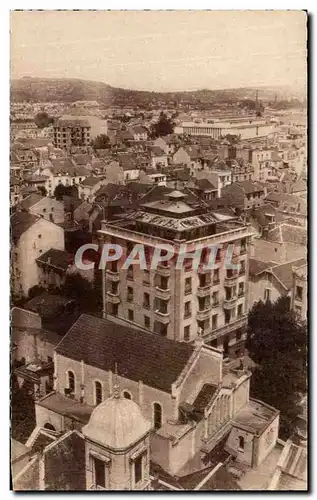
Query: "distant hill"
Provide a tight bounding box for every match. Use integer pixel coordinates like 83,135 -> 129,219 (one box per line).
10,77 -> 305,107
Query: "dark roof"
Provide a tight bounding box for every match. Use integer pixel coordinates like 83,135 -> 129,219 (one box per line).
18,193 -> 45,210
11,212 -> 39,242
236,180 -> 265,194
196,179 -> 217,191
151,146 -> 166,156
249,258 -> 272,277
25,293 -> 75,318
80,176 -> 101,187
36,248 -> 70,272
193,384 -> 218,413
56,314 -> 195,393
272,258 -> 306,290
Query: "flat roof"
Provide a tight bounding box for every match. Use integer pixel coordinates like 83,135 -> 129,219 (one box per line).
232,399 -> 278,435
36,392 -> 93,425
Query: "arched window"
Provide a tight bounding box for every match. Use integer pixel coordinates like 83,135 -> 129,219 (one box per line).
44,423 -> 56,431
95,381 -> 102,406
238,436 -> 245,451
67,370 -> 75,392
123,390 -> 132,400
153,402 -> 162,430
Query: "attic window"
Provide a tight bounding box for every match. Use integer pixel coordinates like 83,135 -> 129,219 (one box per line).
238,436 -> 245,451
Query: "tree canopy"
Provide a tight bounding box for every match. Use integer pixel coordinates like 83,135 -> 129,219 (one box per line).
150,112 -> 174,138
91,134 -> 110,150
247,297 -> 307,438
53,184 -> 78,201
34,112 -> 53,129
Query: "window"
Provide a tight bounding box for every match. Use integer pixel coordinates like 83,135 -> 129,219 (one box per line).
134,455 -> 143,485
67,370 -> 75,392
212,291 -> 219,306
153,402 -> 162,430
184,301 -> 191,319
127,286 -> 133,302
144,315 -> 150,328
95,381 -> 102,406
296,285 -> 303,301
43,208 -> 46,213
127,266 -> 134,280
184,325 -> 190,341
143,292 -> 150,309
237,304 -> 243,318
123,390 -> 132,400
212,314 -> 218,330
238,436 -> 245,451
38,234 -> 42,239
238,282 -> 244,296
185,277 -> 192,295
94,457 -> 105,488
213,268 -> 220,283
264,289 -> 271,302
143,270 -> 150,285
128,309 -> 134,321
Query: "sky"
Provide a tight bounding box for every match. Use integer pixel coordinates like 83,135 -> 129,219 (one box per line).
10,10 -> 307,92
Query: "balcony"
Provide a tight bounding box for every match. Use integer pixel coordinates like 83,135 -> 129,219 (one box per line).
223,296 -> 238,309
155,287 -> 171,300
198,266 -> 210,275
224,274 -> 238,286
197,306 -> 212,321
154,310 -> 170,324
211,301 -> 220,309
197,285 -> 211,298
202,315 -> 248,343
240,247 -> 247,255
212,278 -> 220,286
156,264 -> 171,277
106,291 -> 121,304
106,269 -> 120,282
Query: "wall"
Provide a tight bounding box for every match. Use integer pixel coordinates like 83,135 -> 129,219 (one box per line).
11,307 -> 42,329
29,198 -> 65,224
249,272 -> 286,307
225,426 -> 255,466
232,377 -> 250,415
15,219 -> 65,296
254,414 -> 279,467
251,238 -> 306,264
173,147 -> 191,168
169,428 -> 196,475
12,329 -> 55,365
55,354 -> 174,427
35,403 -> 64,432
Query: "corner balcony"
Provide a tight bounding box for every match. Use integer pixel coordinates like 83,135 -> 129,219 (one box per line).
154,310 -> 170,324
155,287 -> 171,300
106,269 -> 120,282
106,291 -> 121,304
197,285 -> 211,298
223,296 -> 238,310
156,264 -> 171,277
197,306 -> 212,321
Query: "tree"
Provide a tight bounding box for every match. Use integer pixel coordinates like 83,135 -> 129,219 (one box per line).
37,185 -> 47,196
91,134 -> 110,150
150,112 -> 174,138
223,134 -> 240,145
34,112 -> 53,129
247,297 -> 307,438
53,184 -> 78,201
61,272 -> 102,315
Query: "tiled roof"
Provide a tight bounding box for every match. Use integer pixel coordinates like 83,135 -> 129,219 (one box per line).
80,176 -> 101,187
11,212 -> 39,242
151,146 -> 166,156
192,384 -> 218,413
249,259 -> 272,277
18,193 -> 44,210
271,258 -> 306,290
56,314 -> 195,393
36,248 -> 70,272
236,180 -> 264,194
196,179 -> 217,191
268,223 -> 307,246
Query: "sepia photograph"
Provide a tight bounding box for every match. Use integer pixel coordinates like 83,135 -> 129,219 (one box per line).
10,9 -> 307,491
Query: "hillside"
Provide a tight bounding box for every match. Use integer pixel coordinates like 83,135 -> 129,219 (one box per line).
10,77 -> 305,107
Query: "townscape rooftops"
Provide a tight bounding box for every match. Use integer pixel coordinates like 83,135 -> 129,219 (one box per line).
268,223 -> 307,247
80,176 -> 101,187
236,180 -> 265,195
55,313 -> 195,393
25,293 -> 75,318
17,193 -> 45,210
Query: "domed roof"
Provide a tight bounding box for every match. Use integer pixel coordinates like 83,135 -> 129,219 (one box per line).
82,393 -> 151,450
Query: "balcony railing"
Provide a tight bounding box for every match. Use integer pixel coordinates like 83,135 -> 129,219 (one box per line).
156,264 -> 171,277
106,292 -> 121,304
154,310 -> 170,324
202,315 -> 248,343
197,306 -> 212,321
105,269 -> 120,282
155,287 -> 171,300
197,285 -> 211,298
223,296 -> 238,309
211,301 -> 220,308
224,274 -> 239,286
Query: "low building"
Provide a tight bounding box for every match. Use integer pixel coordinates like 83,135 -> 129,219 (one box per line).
78,177 -> 107,202
222,181 -> 266,211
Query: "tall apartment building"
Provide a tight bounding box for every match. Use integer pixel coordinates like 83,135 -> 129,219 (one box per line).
99,190 -> 254,358
53,116 -> 91,150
